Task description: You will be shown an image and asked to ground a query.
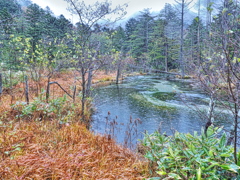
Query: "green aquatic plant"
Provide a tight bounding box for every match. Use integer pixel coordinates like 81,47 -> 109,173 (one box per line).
129,93 -> 176,111
146,87 -> 159,92
152,92 -> 177,101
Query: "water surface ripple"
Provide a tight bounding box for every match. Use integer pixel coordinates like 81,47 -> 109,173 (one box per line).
91,75 -> 232,146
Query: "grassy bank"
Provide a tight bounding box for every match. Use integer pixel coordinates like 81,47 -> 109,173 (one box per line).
0,70 -> 149,179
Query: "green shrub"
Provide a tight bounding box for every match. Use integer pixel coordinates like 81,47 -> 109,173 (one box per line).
141,126 -> 240,180
2,71 -> 24,89
12,95 -> 72,123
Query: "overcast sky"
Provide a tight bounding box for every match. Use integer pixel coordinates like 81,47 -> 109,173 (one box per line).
31,0 -> 176,23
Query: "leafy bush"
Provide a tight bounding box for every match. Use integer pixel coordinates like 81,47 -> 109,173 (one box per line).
2,71 -> 24,89
141,126 -> 240,179
12,95 -> 74,123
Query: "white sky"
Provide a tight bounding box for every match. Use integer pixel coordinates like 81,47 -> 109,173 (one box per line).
31,0 -> 177,23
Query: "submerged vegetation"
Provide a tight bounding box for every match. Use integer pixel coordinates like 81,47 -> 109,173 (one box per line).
130,93 -> 177,112
152,92 -> 177,101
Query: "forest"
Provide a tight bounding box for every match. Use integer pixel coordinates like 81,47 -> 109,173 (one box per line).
0,0 -> 240,179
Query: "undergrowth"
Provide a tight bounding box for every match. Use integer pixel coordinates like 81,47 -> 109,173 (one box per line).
141,126 -> 240,180
11,95 -> 86,124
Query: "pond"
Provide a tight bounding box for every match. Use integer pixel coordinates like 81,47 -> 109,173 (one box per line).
91,75 -> 232,147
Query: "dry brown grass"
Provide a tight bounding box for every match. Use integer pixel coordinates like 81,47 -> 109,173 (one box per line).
0,121 -> 148,179
0,70 -> 149,179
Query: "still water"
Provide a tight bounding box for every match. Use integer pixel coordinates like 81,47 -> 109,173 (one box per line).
91,75 -> 232,146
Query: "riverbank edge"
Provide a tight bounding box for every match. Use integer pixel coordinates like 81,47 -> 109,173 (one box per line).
0,70 -> 151,179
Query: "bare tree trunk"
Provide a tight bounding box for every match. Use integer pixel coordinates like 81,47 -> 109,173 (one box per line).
206,0 -> 211,32
0,73 -> 2,102
116,63 -> 121,84
165,38 -> 169,72
197,0 -> 201,67
46,77 -> 50,103
205,92 -> 215,135
81,68 -> 86,122
206,0 -> 213,59
180,0 -> 185,77
223,1 -> 239,164
48,82 -> 73,98
86,67 -> 93,97
45,67 -> 61,103
73,75 -> 77,103
227,81 -> 239,164
175,0 -> 193,77
233,104 -> 238,164
25,75 -> 29,105
0,73 -> 2,95
233,81 -> 240,164
46,72 -> 53,103
105,68 -> 109,75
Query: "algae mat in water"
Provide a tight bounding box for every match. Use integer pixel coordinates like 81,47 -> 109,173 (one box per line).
130,92 -> 176,111
152,92 -> 177,101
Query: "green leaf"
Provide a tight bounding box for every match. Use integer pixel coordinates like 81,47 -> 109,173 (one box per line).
219,164 -> 240,173
206,162 -> 220,170
182,167 -> 192,171
208,149 -> 214,157
194,17 -> 199,22
222,8 -> 228,14
237,152 -> 240,166
219,133 -> 226,148
189,143 -> 196,153
14,147 -> 22,151
210,65 -> 215,69
10,156 -> 15,160
197,167 -> 202,180
168,173 -> 181,179
220,153 -> 231,157
232,58 -> 237,64
4,151 -> 10,155
145,152 -> 155,161
182,150 -> 191,158
157,171 -> 167,175
169,147 -> 174,157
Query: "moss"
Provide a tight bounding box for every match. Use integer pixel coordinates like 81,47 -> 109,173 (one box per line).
154,104 -> 176,111
152,92 -> 177,101
182,75 -> 193,79
147,87 -> 158,92
130,93 -> 176,112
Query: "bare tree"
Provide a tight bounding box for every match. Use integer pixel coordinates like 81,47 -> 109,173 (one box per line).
0,73 -> 2,98
64,0 -> 127,121
198,0 -> 240,163
175,0 -> 193,77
